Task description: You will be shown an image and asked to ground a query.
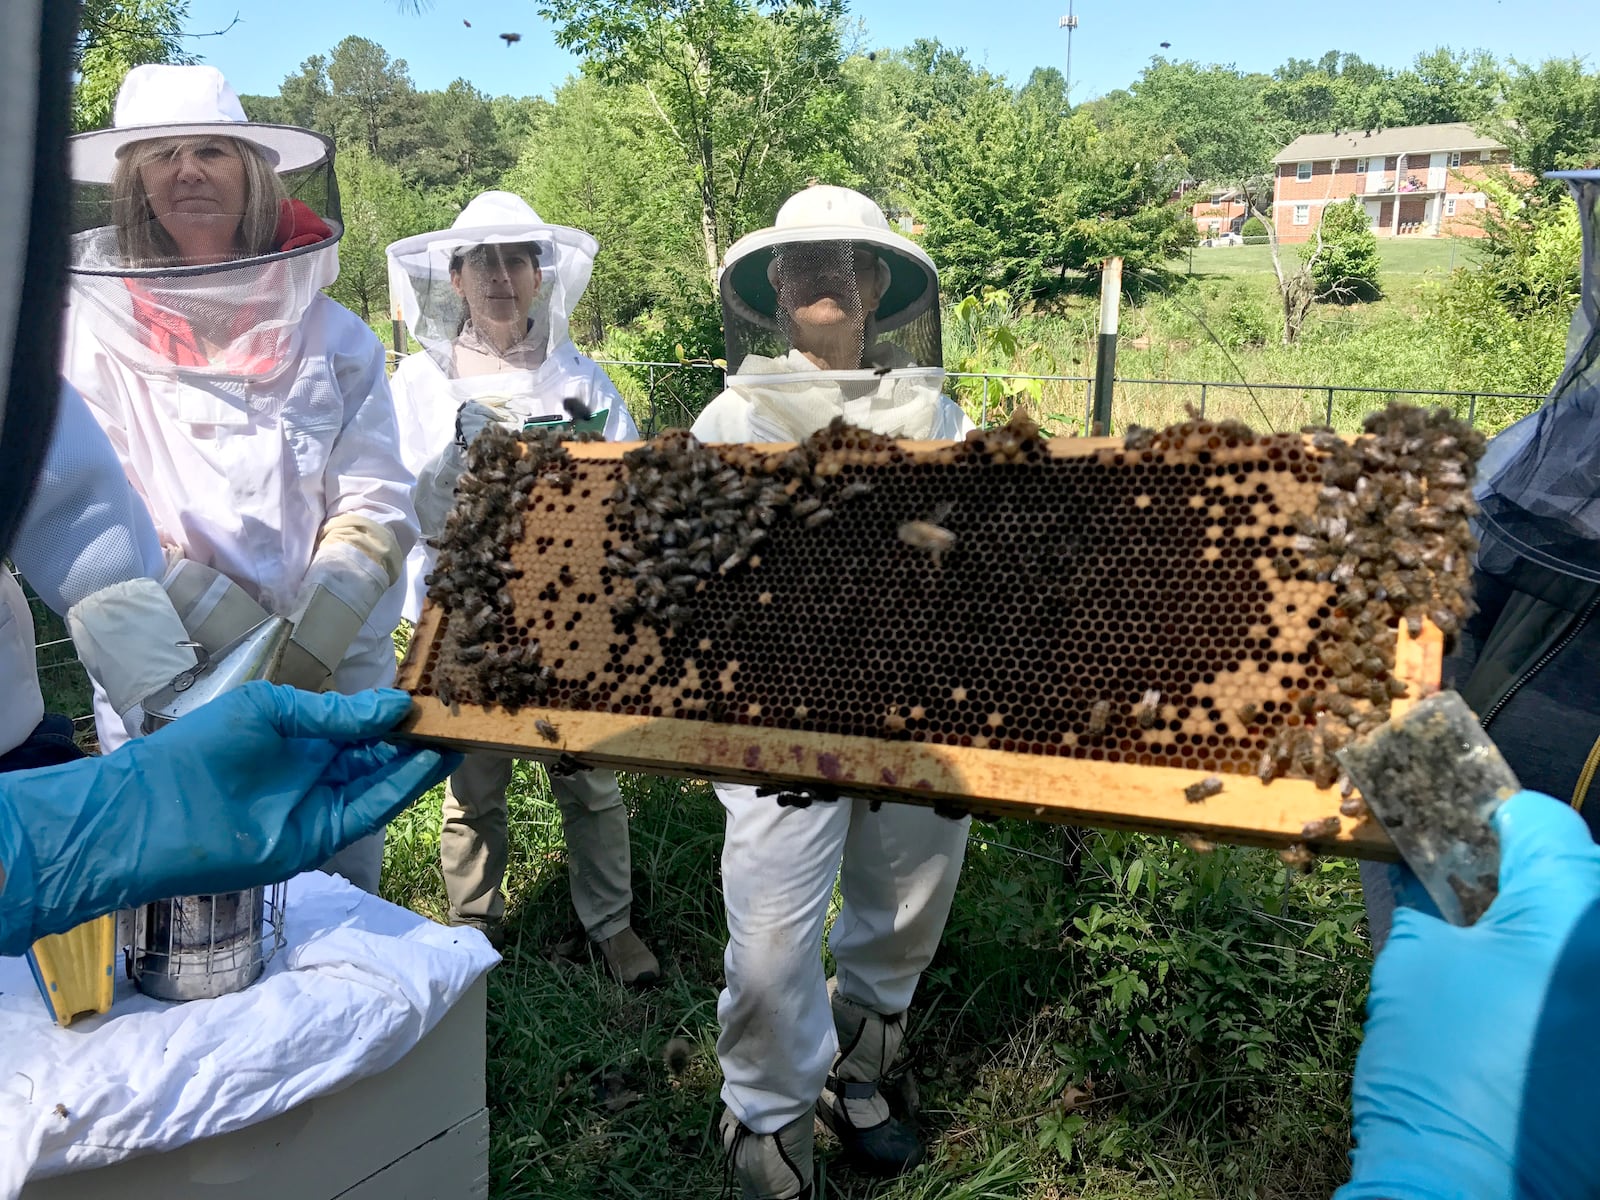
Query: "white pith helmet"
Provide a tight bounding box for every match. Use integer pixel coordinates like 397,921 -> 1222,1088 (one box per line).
721,184 -> 938,332
69,64 -> 331,184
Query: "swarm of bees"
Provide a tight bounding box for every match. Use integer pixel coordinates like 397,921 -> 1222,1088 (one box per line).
604,418 -> 898,632
425,424 -> 593,711
1249,405 -> 1483,792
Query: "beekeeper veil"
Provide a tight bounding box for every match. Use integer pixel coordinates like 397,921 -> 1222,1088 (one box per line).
0,0 -> 72,556
1475,172 -> 1600,582
719,185 -> 944,441
386,191 -> 597,380
64,65 -> 342,381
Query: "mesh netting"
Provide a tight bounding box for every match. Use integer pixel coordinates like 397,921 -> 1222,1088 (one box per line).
722,237 -> 942,374
387,224 -> 597,377
66,136 -> 342,380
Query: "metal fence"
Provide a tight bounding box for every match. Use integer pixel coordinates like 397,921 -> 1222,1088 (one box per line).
590,357 -> 1545,437
15,362 -> 1550,728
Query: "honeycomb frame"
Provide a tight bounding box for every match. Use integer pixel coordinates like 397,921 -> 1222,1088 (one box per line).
397,423 -> 1467,861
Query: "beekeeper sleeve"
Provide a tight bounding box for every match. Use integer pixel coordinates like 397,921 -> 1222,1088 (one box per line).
10,385 -> 196,737
276,342 -> 418,692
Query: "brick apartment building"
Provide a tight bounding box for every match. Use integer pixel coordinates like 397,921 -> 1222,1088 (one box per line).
1270,122 -> 1518,242
1189,187 -> 1251,238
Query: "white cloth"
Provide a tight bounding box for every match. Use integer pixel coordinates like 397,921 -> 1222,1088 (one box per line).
691,384 -> 974,1133
0,573 -> 43,759
693,351 -> 961,444
0,870 -> 499,1196
391,344 -> 639,623
62,292 -> 418,751
66,578 -> 196,734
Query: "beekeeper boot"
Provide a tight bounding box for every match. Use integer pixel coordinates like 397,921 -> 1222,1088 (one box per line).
816,986 -> 925,1176
719,1108 -> 813,1200
596,926 -> 661,988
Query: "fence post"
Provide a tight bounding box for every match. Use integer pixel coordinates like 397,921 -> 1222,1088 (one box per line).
980,376 -> 990,429
1199,383 -> 1208,417
1467,394 -> 1478,426
1091,258 -> 1123,436
647,365 -> 658,437
1325,387 -> 1335,426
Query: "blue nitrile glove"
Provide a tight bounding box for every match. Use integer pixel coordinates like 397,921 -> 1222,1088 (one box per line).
0,683 -> 458,956
1339,790 -> 1600,1200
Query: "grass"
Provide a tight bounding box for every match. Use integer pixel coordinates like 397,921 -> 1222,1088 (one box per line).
377,759 -> 1372,1199
1185,238 -> 1476,278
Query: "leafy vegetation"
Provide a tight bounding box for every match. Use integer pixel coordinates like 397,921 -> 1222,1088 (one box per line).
1304,198 -> 1383,303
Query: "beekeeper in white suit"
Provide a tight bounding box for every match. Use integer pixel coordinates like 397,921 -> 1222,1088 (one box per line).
385,192 -> 659,982
695,184 -> 972,1199
59,64 -> 418,895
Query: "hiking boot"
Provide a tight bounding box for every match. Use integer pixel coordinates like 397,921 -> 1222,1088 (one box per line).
448,914 -> 505,952
815,983 -> 925,1176
596,926 -> 661,987
719,1108 -> 813,1200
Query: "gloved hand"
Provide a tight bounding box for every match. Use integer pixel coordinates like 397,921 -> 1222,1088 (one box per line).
66,577 -> 198,739
277,514 -> 404,692
0,683 -> 458,957
413,400 -> 508,538
1339,790 -> 1600,1200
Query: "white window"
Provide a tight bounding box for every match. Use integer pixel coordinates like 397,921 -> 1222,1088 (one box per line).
1293,203 -> 1310,226
1445,198 -> 1458,217
1449,151 -> 1462,168
1480,149 -> 1492,162
1296,162 -> 1312,182
1355,157 -> 1369,175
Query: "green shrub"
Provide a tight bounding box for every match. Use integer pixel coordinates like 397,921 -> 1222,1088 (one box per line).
1304,197 -> 1382,303
1241,215 -> 1269,240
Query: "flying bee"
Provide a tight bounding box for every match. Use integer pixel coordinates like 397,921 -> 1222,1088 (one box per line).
1184,776 -> 1223,803
535,719 -> 560,743
562,396 -> 595,424
1177,831 -> 1215,854
898,520 -> 956,566
1278,842 -> 1315,872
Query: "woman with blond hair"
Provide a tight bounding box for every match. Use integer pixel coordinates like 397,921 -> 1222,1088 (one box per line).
59,64 -> 419,895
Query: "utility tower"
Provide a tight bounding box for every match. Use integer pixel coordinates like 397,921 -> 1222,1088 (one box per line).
1059,3 -> 1079,105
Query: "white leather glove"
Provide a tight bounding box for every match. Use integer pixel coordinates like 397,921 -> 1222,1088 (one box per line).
276,514 -> 404,692
66,577 -> 199,741
413,400 -> 505,539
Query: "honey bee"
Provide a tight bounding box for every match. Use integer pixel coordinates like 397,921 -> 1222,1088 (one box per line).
897,520 -> 956,566
1339,794 -> 1369,819
1134,689 -> 1161,729
1177,831 -> 1215,854
1184,776 -> 1223,803
1278,842 -> 1315,871
535,719 -> 560,743
1300,815 -> 1342,840
53,1104 -> 69,1120
1086,699 -> 1111,736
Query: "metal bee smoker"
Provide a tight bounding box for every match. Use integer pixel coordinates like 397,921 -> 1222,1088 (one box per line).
126,617 -> 293,1002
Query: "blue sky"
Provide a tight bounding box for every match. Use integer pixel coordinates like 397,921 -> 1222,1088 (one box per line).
185,0 -> 1598,104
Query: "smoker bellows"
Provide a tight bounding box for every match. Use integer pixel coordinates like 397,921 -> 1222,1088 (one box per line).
397,409 -> 1480,857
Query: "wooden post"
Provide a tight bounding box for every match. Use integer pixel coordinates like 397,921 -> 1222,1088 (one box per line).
1091,256 -> 1123,435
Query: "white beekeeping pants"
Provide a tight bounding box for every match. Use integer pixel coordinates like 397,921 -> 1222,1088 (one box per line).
715,782 -> 970,1133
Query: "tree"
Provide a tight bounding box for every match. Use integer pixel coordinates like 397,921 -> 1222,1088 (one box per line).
325,36 -> 415,159
1056,118 -> 1195,278
538,0 -> 855,282
1490,57 -> 1600,179
911,68 -> 1068,298
1303,197 -> 1381,303
502,76 -> 702,341
327,146 -> 447,323
74,0 -> 195,131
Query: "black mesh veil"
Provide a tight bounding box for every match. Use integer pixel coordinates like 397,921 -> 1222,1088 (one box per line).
1475,173 -> 1600,582
64,129 -> 342,381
